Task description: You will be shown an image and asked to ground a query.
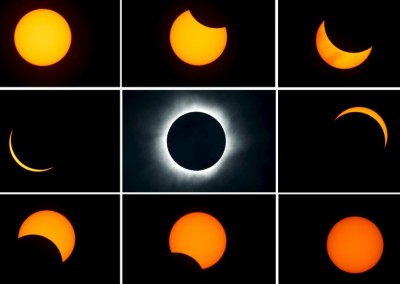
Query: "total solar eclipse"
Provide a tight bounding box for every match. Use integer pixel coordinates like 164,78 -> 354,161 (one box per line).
167,112 -> 226,171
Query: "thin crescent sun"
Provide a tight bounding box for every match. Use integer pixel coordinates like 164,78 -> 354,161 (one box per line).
170,10 -> 228,66
335,107 -> 388,147
316,20 -> 372,69
9,129 -> 53,172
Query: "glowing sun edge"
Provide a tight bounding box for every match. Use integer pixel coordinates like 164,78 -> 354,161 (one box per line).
156,94 -> 238,180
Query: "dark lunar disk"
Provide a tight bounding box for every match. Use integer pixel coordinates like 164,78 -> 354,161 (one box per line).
167,112 -> 226,171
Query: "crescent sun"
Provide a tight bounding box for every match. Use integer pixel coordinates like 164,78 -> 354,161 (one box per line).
316,20 -> 372,69
9,129 -> 53,172
335,106 -> 388,147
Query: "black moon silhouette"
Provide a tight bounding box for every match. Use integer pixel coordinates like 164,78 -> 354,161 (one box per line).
167,112 -> 226,171
13,235 -> 62,284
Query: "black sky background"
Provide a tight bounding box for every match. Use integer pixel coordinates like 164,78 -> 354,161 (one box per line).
280,194 -> 400,284
0,194 -> 120,284
123,194 -> 275,284
122,0 -> 275,87
0,0 -> 119,87
0,90 -> 120,192
278,90 -> 400,192
278,0 -> 400,87
123,90 -> 276,192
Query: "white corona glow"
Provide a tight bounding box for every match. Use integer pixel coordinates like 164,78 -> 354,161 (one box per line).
155,94 -> 240,181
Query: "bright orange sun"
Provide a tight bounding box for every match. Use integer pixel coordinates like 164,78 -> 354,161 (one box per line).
169,212 -> 227,269
14,9 -> 72,66
327,216 -> 383,273
170,10 -> 227,66
18,210 -> 76,262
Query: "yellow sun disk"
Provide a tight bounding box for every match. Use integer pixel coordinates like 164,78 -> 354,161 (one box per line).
18,210 -> 76,262
14,9 -> 72,66
9,130 -> 53,172
316,20 -> 372,69
170,10 -> 227,66
169,212 -> 227,269
335,107 -> 388,147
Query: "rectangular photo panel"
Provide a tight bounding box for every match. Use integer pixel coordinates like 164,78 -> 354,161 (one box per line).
278,90 -> 399,192
123,89 -> 276,192
0,194 -> 120,284
279,194 -> 399,284
0,0 -> 120,87
122,0 -> 275,87
123,194 -> 276,283
0,90 -> 120,192
278,0 -> 399,87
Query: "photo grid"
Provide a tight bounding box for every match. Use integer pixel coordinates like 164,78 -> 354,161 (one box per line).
0,0 -> 394,283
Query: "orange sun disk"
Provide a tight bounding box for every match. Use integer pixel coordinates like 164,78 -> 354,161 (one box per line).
18,210 -> 76,262
327,216 -> 383,273
169,211 -> 227,269
14,9 -> 72,66
169,10 -> 227,66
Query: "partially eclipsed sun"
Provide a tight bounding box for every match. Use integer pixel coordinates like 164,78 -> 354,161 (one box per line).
169,212 -> 227,269
316,20 -> 372,69
18,210 -> 76,262
9,129 -> 53,172
170,10 -> 227,66
335,106 -> 388,147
